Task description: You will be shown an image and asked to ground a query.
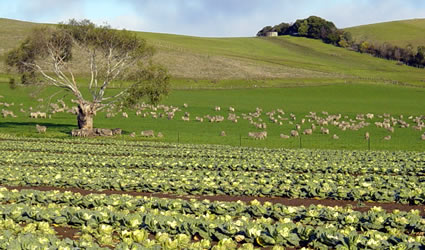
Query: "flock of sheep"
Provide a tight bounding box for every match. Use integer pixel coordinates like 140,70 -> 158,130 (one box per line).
1,96 -> 425,141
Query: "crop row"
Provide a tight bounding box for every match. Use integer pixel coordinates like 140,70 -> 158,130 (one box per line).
1,164 -> 425,204
0,138 -> 424,175
1,187 -> 424,249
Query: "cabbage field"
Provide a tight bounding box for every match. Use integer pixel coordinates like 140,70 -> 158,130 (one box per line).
0,134 -> 424,249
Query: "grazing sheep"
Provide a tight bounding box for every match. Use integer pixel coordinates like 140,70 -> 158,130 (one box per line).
366,113 -> 374,119
38,112 -> 47,119
295,124 -> 301,130
303,129 -> 313,135
122,112 -> 128,118
220,131 -> 226,136
35,124 -> 47,133
195,116 -> 204,122
365,132 -> 370,140
2,109 -> 16,118
387,127 -> 394,133
384,135 -> 392,141
320,127 -> 330,135
130,132 -> 136,138
421,134 -> 425,140
157,132 -> 164,138
141,130 -> 155,137
248,131 -> 267,140
332,134 -> 339,140
215,106 -> 221,111
229,107 -> 235,112
181,116 -> 190,121
280,134 -> 290,139
290,130 -> 299,137
183,103 -> 188,108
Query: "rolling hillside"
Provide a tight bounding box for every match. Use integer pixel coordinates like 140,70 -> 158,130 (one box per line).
345,18 -> 425,48
0,18 -> 425,87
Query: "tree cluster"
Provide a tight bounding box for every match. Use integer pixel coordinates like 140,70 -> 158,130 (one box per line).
257,16 -> 350,46
349,41 -> 425,68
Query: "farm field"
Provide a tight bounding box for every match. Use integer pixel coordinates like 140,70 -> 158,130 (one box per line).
0,134 -> 424,249
0,16 -> 425,249
1,82 -> 425,151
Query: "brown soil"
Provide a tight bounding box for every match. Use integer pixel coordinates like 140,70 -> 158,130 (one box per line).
53,225 -> 80,240
4,185 -> 425,216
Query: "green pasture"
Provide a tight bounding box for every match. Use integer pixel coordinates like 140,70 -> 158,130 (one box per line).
0,81 -> 424,151
345,18 -> 425,48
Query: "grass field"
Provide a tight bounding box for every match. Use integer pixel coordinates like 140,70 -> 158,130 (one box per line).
1,81 -> 424,151
1,18 -> 425,87
345,18 -> 425,48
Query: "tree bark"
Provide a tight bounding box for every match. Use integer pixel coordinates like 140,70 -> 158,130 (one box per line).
77,103 -> 95,130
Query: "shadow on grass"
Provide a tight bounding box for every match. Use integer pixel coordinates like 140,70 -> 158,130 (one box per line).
0,121 -> 75,134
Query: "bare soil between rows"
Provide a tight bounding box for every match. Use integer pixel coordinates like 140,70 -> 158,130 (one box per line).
3,185 -> 424,216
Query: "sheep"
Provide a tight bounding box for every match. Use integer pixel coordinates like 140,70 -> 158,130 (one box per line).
303,129 -> 313,135
421,134 -> 425,140
332,134 -> 339,140
366,113 -> 374,119
290,130 -> 299,137
365,132 -> 370,140
35,124 -> 47,133
387,127 -> 395,133
295,124 -> 301,130
229,107 -> 235,112
183,103 -> 188,108
195,116 -> 204,122
141,130 -> 155,137
130,132 -> 136,138
157,132 -> 164,138
220,131 -> 226,136
122,112 -> 128,118
320,127 -> 330,135
280,134 -> 290,139
181,116 -> 190,121
2,109 -> 16,118
215,106 -> 221,111
248,131 -> 267,140
384,135 -> 392,140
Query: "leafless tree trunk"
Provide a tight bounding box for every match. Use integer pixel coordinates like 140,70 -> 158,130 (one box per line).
77,102 -> 96,129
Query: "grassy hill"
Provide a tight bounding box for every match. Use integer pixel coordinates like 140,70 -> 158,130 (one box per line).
0,18 -> 425,88
345,18 -> 425,48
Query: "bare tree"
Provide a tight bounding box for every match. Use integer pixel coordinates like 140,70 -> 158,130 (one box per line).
6,19 -> 169,130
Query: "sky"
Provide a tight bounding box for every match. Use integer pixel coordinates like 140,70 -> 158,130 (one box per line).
1,0 -> 424,37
